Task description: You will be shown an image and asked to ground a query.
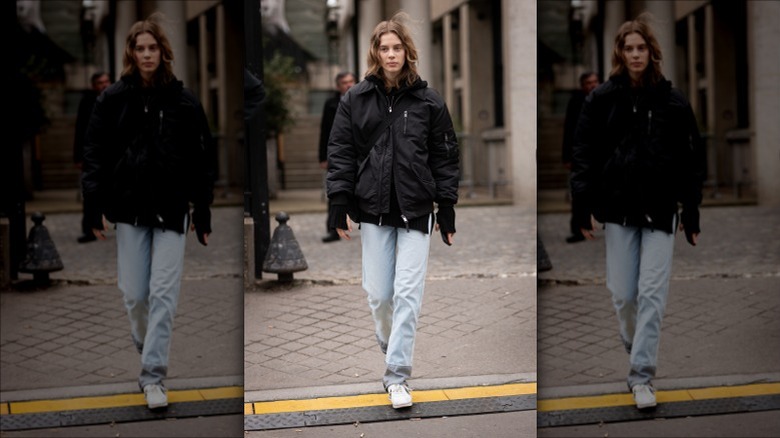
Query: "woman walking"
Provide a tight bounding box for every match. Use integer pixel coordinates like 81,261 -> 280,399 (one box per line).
82,14 -> 215,410
571,14 -> 705,410
327,13 -> 460,409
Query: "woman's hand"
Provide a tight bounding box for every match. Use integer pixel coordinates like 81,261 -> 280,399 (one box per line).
580,215 -> 598,240
434,223 -> 454,245
679,221 -> 699,246
190,222 -> 210,246
336,214 -> 353,240
92,216 -> 108,241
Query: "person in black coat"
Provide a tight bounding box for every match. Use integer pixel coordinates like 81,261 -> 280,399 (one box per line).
82,14 -> 216,410
571,14 -> 705,410
326,13 -> 459,409
74,72 -> 110,243
562,71 -> 598,243
318,71 -> 356,242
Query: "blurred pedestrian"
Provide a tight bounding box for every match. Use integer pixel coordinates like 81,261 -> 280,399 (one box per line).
81,13 -> 216,410
319,71 -> 356,243
327,12 -> 460,409
74,71 -> 111,243
562,71 -> 598,243
570,14 -> 705,410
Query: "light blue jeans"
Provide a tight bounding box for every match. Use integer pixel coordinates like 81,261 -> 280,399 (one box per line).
361,217 -> 432,388
605,221 -> 676,389
116,222 -> 187,389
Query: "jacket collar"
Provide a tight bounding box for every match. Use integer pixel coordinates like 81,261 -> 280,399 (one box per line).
121,72 -> 183,95
610,72 -> 671,94
362,75 -> 427,100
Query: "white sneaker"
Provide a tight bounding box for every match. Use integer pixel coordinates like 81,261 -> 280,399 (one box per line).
143,383 -> 168,409
632,383 -> 656,409
387,383 -> 413,409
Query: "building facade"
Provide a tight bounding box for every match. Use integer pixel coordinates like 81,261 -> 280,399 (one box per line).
538,0 -> 780,207
287,0 -> 536,207
16,0 -> 244,196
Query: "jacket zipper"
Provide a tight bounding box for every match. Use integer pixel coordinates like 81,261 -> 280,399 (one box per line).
377,94 -> 397,220
159,110 -> 164,134
403,111 -> 407,134
647,110 -> 652,135
401,214 -> 409,232
156,214 -> 166,231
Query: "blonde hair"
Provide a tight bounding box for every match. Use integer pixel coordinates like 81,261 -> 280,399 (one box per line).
121,13 -> 175,86
365,12 -> 419,89
610,13 -> 663,85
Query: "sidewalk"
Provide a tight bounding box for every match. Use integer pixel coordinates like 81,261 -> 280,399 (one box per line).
244,189 -> 536,433
243,200 -> 537,431
537,204 -> 780,435
2,187 -> 531,434
1,206 -> 245,434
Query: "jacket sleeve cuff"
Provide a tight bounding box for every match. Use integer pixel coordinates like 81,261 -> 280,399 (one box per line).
681,205 -> 700,234
330,193 -> 350,206
572,195 -> 593,231
83,198 -> 104,230
435,205 -> 456,233
328,204 -> 350,230
192,205 -> 212,234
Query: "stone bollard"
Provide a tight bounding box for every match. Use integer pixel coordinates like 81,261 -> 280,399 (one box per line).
262,212 -> 308,282
18,212 -> 64,284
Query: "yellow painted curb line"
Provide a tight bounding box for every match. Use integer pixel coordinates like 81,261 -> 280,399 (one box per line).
537,382 -> 780,412
3,386 -> 243,415
248,383 -> 537,415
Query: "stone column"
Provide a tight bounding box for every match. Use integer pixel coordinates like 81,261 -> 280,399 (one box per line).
459,4 -> 471,135
503,0 -> 536,207
114,0 -> 136,81
150,0 -> 188,86
642,0 -> 676,86
749,1 -> 780,206
358,0 -> 382,78
442,12 -> 454,108
601,0 -> 625,77
399,0 -> 432,83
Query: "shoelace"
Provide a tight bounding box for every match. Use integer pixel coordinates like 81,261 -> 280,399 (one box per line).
390,385 -> 409,396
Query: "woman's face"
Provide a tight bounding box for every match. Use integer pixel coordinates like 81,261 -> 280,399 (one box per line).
378,32 -> 405,81
622,32 -> 649,80
134,32 -> 161,82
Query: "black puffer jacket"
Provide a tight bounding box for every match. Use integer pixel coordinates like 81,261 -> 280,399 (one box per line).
571,74 -> 705,235
326,75 -> 459,229
82,73 -> 216,235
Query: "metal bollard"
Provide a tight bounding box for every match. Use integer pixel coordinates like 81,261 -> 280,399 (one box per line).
262,212 -> 308,282
18,212 -> 64,284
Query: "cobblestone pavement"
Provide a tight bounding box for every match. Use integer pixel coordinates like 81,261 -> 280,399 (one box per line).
538,205 -> 780,283
259,205 -> 536,284
23,207 -> 243,283
1,207 -> 244,393
537,206 -> 780,389
1,279 -> 243,392
245,205 -> 537,393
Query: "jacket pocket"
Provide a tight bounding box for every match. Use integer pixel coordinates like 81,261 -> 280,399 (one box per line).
355,156 -> 377,201
410,161 -> 436,198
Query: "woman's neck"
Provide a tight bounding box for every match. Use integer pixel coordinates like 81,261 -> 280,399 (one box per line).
140,72 -> 154,88
628,72 -> 643,88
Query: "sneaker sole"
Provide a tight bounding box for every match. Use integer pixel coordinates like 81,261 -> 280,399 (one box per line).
635,400 -> 656,409
147,401 -> 168,410
391,401 -> 413,409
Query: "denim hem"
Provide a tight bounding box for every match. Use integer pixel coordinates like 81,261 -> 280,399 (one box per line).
382,364 -> 412,389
